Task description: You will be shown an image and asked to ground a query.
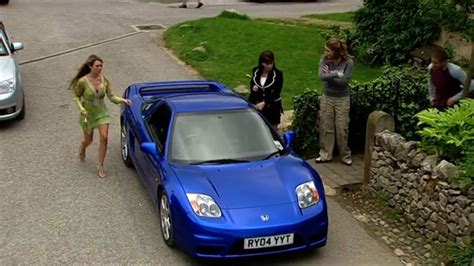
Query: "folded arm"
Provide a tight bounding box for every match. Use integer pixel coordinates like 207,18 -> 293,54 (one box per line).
318,59 -> 337,81
328,60 -> 353,87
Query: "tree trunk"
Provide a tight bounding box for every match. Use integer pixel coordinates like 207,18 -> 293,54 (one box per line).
462,42 -> 473,98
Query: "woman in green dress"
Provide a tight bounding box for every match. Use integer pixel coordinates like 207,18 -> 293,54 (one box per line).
71,55 -> 131,178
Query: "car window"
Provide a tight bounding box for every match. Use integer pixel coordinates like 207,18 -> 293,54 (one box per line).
148,103 -> 172,151
0,29 -> 11,56
0,40 -> 7,56
169,108 -> 283,164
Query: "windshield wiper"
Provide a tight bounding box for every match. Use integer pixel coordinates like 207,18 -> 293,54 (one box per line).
262,150 -> 283,160
191,158 -> 250,165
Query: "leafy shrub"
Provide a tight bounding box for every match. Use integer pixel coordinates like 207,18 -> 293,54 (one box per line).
217,10 -> 250,20
456,147 -> 474,189
319,25 -> 358,55
436,240 -> 474,266
291,89 -> 320,158
422,0 -> 473,41
292,65 -> 430,155
353,0 -> 473,65
353,0 -> 440,65
349,65 -> 430,151
415,99 -> 474,165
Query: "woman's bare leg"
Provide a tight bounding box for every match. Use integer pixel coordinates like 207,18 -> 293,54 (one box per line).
80,130 -> 93,161
97,124 -> 109,177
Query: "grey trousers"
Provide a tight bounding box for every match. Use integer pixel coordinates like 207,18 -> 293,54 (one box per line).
318,94 -> 351,161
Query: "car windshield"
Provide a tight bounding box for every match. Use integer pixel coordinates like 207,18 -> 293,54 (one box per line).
169,108 -> 284,164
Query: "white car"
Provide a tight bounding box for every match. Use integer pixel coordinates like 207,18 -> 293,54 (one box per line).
0,21 -> 24,121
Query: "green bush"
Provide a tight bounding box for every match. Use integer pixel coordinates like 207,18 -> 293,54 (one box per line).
353,0 -> 473,65
319,25 -> 358,54
291,66 -> 430,156
436,240 -> 474,266
353,0 -> 440,65
291,89 -> 320,158
422,0 -> 473,41
415,99 -> 474,165
457,147 -> 474,189
217,10 -> 250,20
349,65 -> 430,151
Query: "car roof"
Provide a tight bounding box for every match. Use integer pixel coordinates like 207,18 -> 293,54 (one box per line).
165,93 -> 251,113
134,80 -> 252,113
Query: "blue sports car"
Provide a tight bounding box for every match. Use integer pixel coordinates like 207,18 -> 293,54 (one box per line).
120,80 -> 328,258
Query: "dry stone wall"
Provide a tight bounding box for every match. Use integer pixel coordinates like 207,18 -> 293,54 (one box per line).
370,131 -> 474,247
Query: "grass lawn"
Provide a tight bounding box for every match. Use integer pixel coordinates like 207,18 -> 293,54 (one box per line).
303,12 -> 355,22
164,13 -> 380,109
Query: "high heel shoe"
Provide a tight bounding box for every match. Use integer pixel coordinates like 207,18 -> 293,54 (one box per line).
97,165 -> 106,178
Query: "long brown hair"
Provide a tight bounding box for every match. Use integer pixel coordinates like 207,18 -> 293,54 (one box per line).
69,54 -> 103,89
258,50 -> 277,72
325,38 -> 351,60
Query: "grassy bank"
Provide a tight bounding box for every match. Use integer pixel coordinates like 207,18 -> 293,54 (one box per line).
303,11 -> 355,22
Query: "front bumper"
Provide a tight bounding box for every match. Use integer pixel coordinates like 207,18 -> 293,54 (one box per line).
0,89 -> 23,121
174,201 -> 328,258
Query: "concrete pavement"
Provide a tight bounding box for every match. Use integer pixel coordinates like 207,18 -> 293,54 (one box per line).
308,154 -> 364,193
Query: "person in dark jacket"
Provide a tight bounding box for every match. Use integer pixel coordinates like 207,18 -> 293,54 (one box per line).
249,50 -> 284,132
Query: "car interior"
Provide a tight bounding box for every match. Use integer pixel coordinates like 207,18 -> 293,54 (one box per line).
148,104 -> 172,151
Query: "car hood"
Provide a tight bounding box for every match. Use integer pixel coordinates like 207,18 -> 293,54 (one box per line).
0,56 -> 15,80
171,155 -> 314,209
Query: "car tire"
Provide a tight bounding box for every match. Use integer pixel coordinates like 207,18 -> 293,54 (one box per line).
159,191 -> 175,247
17,95 -> 25,120
121,122 -> 134,168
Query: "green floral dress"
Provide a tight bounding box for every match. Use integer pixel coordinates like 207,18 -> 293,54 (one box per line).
73,75 -> 122,133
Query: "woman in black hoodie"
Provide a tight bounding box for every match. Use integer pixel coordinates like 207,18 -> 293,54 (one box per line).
249,50 -> 284,132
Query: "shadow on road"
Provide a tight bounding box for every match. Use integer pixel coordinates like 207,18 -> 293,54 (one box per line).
191,248 -> 321,265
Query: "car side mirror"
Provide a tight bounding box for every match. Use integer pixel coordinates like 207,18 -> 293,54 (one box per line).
11,42 -> 23,52
283,130 -> 296,150
140,142 -> 158,157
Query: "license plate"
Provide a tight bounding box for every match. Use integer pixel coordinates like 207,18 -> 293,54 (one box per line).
243,233 -> 294,250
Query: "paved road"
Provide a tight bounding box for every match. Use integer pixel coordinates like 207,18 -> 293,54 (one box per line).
0,0 -> 401,264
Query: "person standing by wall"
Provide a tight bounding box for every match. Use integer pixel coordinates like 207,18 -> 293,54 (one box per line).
248,50 -> 284,133
316,38 -> 353,166
71,54 -> 131,178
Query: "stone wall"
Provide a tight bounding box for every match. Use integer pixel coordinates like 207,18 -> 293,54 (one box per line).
369,131 -> 474,247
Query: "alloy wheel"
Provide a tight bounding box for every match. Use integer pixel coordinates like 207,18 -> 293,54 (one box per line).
160,194 -> 172,241
121,125 -> 128,161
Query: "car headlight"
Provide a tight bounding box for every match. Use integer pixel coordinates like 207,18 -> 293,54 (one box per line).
186,193 -> 222,218
296,181 -> 319,209
0,78 -> 15,94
